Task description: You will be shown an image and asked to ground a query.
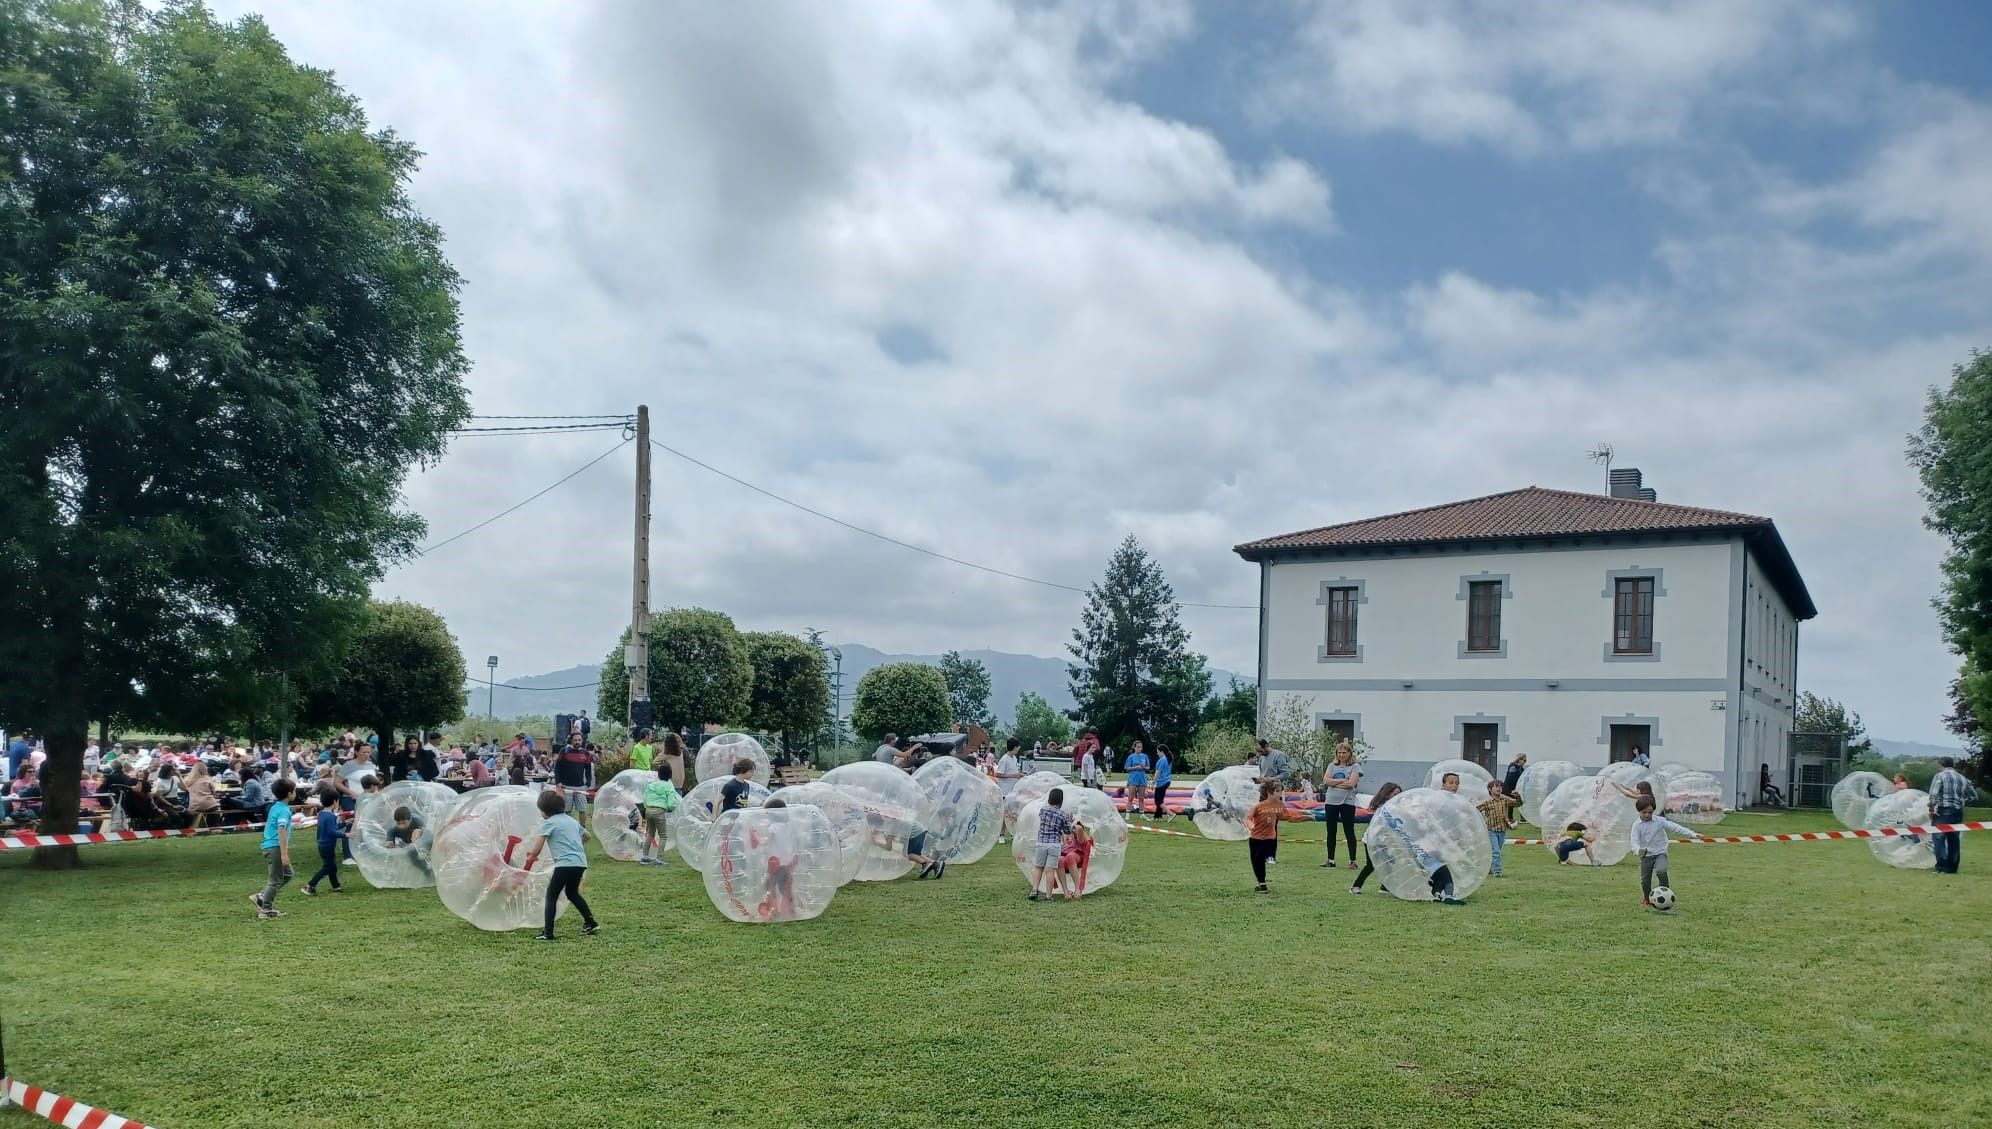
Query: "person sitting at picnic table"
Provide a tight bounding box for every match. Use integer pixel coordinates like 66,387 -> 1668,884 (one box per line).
4,767 -> 42,823
186,761 -> 223,829
466,752 -> 493,788
227,765 -> 272,817
122,779 -> 169,831
151,766 -> 189,827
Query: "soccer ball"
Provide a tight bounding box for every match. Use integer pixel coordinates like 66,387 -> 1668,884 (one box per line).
1649,886 -> 1676,912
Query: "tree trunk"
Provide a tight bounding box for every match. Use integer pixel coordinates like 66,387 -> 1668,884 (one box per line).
33,626 -> 90,869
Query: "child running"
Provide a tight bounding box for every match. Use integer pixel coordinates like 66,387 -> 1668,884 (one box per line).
250,779 -> 296,919
1631,797 -> 1701,908
1246,779 -> 1309,893
1477,779 -> 1521,877
303,783 -> 346,895
638,761 -> 680,866
524,789 -> 599,941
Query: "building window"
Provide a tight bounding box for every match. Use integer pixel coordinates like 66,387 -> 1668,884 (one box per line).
1613,576 -> 1655,654
1466,581 -> 1502,652
1324,587 -> 1359,656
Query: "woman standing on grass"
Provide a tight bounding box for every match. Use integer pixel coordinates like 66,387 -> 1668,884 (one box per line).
1348,782 -> 1403,895
1319,741 -> 1361,869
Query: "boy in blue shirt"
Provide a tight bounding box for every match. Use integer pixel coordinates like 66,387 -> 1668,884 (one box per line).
251,778 -> 296,918
524,789 -> 599,940
303,783 -> 346,895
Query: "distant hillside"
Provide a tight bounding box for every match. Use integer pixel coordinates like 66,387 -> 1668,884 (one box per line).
1870,737 -> 1967,762
466,647 -> 1250,725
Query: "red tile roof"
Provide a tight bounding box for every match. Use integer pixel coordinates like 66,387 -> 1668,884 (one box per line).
1235,487 -> 1770,554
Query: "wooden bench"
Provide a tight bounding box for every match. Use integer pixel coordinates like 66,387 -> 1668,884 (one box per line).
771,765 -> 819,789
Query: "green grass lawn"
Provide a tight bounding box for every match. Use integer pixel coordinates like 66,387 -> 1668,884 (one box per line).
3,809 -> 1989,1128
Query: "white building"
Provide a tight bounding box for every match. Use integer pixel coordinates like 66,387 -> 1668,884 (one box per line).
1235,473 -> 1815,809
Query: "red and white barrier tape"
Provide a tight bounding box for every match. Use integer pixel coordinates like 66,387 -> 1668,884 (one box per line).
1506,822 -> 1990,846
0,814 -> 316,852
1,1077 -> 157,1129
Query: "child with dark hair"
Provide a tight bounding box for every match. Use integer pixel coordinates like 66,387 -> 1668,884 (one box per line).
1556,822 -> 1598,865
303,783 -> 346,895
1631,797 -> 1700,908
525,789 -> 598,940
251,778 -> 297,918
1027,788 -> 1073,901
719,757 -> 756,814
1246,778 -> 1309,893
1350,782 -> 1402,894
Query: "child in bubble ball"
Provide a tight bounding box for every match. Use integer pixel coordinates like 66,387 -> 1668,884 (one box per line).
1058,820 -> 1094,896
757,798 -> 799,919
1556,822 -> 1598,865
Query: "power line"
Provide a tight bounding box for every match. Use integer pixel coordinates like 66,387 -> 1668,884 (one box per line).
469,414 -> 634,421
414,438 -> 631,558
448,422 -> 632,435
484,679 -> 602,691
648,439 -> 1256,610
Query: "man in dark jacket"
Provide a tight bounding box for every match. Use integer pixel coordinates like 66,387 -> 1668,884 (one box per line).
1502,753 -> 1528,798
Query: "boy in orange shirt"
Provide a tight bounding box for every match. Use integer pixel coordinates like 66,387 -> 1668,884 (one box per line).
1247,779 -> 1309,893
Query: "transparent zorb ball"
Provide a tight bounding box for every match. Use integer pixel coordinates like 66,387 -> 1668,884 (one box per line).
352,780 -> 458,889
694,732 -> 772,788
1864,788 -> 1936,870
1422,758 -> 1494,795
590,768 -> 659,862
431,786 -> 564,932
774,781 -> 870,886
672,775 -> 772,869
702,806 -> 840,924
1004,771 -> 1069,825
1598,760 -> 1661,804
1009,787 -> 1129,896
1538,775 -> 1638,866
1663,771 -> 1726,825
1832,771 -> 1894,830
1190,765 -> 1261,841
819,761 -> 936,881
913,755 -> 1004,864
1361,787 -> 1493,902
1518,760 -> 1583,827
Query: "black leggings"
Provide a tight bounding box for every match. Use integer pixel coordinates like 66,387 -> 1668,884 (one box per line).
1323,803 -> 1357,861
1249,838 -> 1276,883
1154,782 -> 1171,818
1429,865 -> 1454,898
544,866 -> 595,934
1353,852 -> 1374,889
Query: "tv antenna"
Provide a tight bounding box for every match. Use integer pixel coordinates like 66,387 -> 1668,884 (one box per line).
1587,443 -> 1614,489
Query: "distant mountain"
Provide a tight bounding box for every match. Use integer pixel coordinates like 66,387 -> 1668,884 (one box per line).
466,647 -> 1250,725
1869,737 -> 1966,762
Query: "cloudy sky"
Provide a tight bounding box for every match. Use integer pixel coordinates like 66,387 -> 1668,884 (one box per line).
213,0 -> 1991,743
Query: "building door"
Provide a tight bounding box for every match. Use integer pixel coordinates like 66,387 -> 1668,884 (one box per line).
1461,724 -> 1499,771
1608,724 -> 1651,764
1321,719 -> 1355,747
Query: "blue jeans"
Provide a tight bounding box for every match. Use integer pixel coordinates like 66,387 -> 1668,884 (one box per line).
1488,828 -> 1506,874
1933,804 -> 1964,873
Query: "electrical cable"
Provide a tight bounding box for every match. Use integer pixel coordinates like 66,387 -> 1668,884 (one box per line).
468,414 -> 634,421
413,438 -> 630,558
448,423 -> 631,434
648,439 -> 1256,610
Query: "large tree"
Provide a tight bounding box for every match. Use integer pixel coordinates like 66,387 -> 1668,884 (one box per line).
1067,535 -> 1213,751
0,1 -> 468,865
304,600 -> 466,747
1201,677 -> 1259,734
1011,691 -> 1072,748
850,663 -> 951,743
1793,691 -> 1873,756
596,609 -> 753,732
938,650 -> 995,729
742,631 -> 831,753
1909,350 -> 1992,756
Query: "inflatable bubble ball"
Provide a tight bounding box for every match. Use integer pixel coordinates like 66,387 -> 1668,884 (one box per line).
913,755 -> 1004,864
1663,771 -> 1726,825
1360,787 -> 1493,903
694,732 -> 772,788
672,775 -> 772,869
773,781 -> 870,886
1004,771 -> 1069,825
590,769 -> 664,863
1518,760 -> 1583,827
703,805 -> 841,923
352,780 -> 459,889
1009,787 -> 1130,896
1598,760 -> 1661,802
1832,771 -> 1895,830
1190,765 -> 1262,841
1422,758 -> 1494,795
1538,775 -> 1637,867
819,761 -> 936,881
431,786 -> 564,932
1864,787 -> 1936,870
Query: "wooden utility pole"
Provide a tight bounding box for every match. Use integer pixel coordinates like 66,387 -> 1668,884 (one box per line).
627,405 -> 651,727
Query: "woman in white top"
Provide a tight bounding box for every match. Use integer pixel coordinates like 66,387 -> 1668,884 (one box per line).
1318,741 -> 1362,869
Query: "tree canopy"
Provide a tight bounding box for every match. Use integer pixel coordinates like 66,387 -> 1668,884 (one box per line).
742,631 -> 831,750
1010,691 -> 1072,748
1909,350 -> 1992,771
1066,535 -> 1213,751
1201,678 -> 1259,734
938,650 -> 995,730
851,663 -> 951,742
1793,692 -> 1872,755
304,600 -> 466,745
0,1 -> 469,863
596,609 -> 753,731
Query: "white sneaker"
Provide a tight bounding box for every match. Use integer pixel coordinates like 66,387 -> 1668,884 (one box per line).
342,858 -> 358,867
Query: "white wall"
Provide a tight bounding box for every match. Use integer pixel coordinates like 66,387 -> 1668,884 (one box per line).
1736,547 -> 1800,805
1264,540 -> 1735,682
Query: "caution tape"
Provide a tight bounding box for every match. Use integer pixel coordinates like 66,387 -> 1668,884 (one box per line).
0,814 -> 316,852
1507,822 -> 1991,846
1,1076 -> 157,1129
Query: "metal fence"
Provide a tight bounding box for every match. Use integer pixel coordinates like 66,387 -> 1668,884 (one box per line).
1788,731 -> 1850,808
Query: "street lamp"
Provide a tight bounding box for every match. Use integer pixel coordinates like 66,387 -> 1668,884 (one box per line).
486,655 -> 500,719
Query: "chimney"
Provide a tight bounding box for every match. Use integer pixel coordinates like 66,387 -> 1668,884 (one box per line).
1636,487 -> 1657,502
1609,467 -> 1643,499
